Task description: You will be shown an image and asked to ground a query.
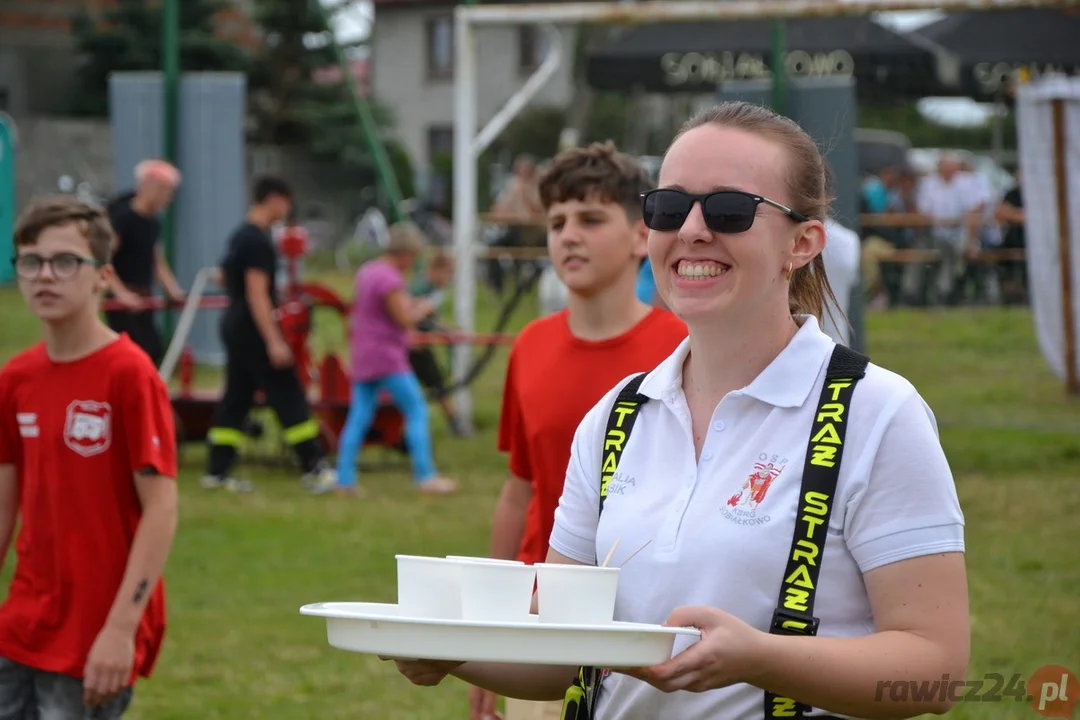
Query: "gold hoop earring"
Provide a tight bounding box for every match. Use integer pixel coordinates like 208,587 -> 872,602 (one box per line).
785,262 -> 793,281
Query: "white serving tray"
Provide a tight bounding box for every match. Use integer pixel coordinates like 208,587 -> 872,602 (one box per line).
300,602 -> 701,667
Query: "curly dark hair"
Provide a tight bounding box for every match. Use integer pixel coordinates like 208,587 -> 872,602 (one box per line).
538,142 -> 651,221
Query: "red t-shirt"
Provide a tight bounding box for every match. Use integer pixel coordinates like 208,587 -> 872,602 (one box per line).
0,334 -> 176,683
498,308 -> 687,565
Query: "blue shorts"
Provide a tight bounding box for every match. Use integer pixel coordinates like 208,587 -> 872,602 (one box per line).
0,656 -> 133,720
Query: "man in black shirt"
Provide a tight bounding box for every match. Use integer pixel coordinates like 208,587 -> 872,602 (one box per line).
201,176 -> 337,494
105,159 -> 185,366
997,171 -> 1027,305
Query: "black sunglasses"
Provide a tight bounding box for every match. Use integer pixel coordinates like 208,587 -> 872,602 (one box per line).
641,188 -> 809,234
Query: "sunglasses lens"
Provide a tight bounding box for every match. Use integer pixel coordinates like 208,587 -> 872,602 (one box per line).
703,193 -> 757,234
643,190 -> 691,231
644,190 -> 759,233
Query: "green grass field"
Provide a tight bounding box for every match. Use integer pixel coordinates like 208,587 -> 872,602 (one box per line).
1,275 -> 1077,720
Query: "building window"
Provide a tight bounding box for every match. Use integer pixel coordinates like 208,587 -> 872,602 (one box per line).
518,26 -> 549,73
427,126 -> 454,212
426,16 -> 454,80
428,126 -> 454,160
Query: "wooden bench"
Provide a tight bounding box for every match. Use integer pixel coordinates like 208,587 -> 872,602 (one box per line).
878,248 -> 1026,265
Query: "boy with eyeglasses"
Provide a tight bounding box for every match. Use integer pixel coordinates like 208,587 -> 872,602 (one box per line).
0,197 -> 178,719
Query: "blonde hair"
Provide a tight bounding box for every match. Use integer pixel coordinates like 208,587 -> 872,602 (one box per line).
428,250 -> 453,271
386,221 -> 426,257
672,102 -> 841,324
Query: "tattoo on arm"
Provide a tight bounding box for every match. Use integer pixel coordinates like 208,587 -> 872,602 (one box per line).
133,579 -> 150,604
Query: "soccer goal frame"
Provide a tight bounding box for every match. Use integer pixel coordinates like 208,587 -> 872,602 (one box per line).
449,0 -> 1075,428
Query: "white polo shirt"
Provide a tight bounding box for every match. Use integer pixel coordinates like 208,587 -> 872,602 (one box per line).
549,315 -> 965,720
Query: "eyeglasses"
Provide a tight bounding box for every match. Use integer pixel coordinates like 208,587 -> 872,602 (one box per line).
13,253 -> 103,281
641,188 -> 809,234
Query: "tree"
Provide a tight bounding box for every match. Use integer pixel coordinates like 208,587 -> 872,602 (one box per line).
858,100 -> 1016,152
69,0 -> 252,117
247,0 -> 414,200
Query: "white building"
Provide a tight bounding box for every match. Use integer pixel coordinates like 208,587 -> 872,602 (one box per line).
370,0 -> 580,195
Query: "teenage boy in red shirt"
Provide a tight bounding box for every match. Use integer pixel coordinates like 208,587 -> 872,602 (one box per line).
470,143 -> 688,720
0,196 -> 179,719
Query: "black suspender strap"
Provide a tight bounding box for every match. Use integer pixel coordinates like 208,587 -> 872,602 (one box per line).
764,344 -> 870,720
561,373 -> 650,720
598,373 -> 650,521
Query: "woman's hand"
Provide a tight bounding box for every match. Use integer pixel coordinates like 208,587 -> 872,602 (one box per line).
622,606 -> 770,694
383,656 -> 465,687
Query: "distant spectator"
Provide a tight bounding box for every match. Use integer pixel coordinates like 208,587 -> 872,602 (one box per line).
104,159 -> 185,366
407,251 -> 465,435
953,159 -> 1002,304
996,169 -> 1027,305
335,222 -> 458,497
636,257 -> 667,308
861,169 -> 890,215
821,217 -> 861,346
490,155 -> 543,225
488,155 -> 545,294
858,166 -> 899,309
915,154 -> 985,304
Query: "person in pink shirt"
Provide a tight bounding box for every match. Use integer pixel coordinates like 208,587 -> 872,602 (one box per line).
334,222 -> 458,497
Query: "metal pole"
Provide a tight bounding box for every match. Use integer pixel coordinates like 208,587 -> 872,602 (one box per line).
161,0 -> 179,338
771,20 -> 788,115
313,0 -> 407,223
452,8 -> 479,432
1051,98 -> 1078,395
0,113 -> 16,285
473,25 -> 563,156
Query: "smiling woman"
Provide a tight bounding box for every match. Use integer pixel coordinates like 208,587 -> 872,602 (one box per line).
390,102 -> 970,720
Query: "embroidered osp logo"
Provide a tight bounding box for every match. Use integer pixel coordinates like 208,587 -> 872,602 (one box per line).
63,400 -> 112,457
721,455 -> 788,526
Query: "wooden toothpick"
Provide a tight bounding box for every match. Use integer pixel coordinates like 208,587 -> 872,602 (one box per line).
602,538 -> 621,567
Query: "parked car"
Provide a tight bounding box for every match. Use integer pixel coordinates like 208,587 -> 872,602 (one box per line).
855,128 -> 911,177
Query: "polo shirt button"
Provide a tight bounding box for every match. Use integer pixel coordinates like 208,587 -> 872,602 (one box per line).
713,421 -> 726,432
702,451 -> 714,461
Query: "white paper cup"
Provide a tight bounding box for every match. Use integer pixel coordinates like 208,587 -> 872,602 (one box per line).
446,555 -> 525,565
457,561 -> 537,624
535,564 -> 620,625
396,555 -> 462,620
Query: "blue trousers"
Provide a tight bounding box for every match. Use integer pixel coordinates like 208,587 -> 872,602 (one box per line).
336,372 -> 437,487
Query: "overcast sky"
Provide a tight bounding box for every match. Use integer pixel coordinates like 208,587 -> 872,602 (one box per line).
323,0 -> 373,44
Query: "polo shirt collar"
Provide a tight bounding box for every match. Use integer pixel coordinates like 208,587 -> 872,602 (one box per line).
638,315 -> 834,409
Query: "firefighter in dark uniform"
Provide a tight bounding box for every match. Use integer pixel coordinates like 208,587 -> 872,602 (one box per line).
200,176 -> 337,494
105,159 -> 185,366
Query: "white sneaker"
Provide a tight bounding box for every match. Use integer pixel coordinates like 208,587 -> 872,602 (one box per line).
416,476 -> 458,495
200,475 -> 255,493
303,465 -> 339,495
